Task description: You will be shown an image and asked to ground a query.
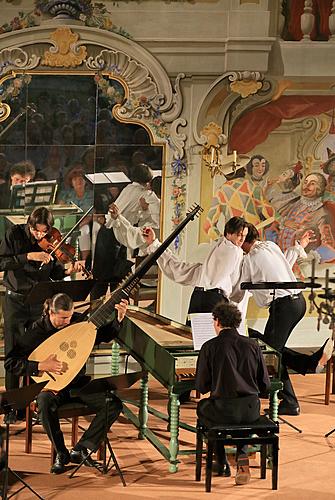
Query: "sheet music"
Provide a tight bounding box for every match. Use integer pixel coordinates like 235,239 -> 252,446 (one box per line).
189,313 -> 216,351
189,296 -> 250,350
86,172 -> 130,184
85,172 -> 110,184
105,172 -> 130,183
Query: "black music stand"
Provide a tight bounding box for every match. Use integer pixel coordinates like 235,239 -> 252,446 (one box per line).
9,181 -> 58,210
25,280 -> 96,305
0,382 -> 47,500
68,371 -> 146,483
240,281 -> 320,434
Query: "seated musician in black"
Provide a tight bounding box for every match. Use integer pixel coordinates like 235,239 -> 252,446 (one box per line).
195,301 -> 270,486
5,293 -> 128,475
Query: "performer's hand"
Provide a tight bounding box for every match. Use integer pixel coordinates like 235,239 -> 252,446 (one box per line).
142,226 -> 155,245
65,261 -> 83,275
115,298 -> 128,322
298,230 -> 316,248
108,203 -> 119,220
27,251 -> 53,264
139,196 -> 149,211
38,354 -> 63,374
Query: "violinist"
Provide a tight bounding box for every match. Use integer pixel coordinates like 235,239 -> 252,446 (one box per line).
0,206 -> 82,423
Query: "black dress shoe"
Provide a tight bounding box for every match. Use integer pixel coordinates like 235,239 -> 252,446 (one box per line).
212,461 -> 231,477
70,447 -> 99,468
50,451 -> 70,474
278,404 -> 300,416
4,410 -> 17,424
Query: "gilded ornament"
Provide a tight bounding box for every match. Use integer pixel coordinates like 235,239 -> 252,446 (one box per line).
42,27 -> 87,68
0,102 -> 10,122
200,122 -> 223,147
230,79 -> 262,98
0,71 -> 16,122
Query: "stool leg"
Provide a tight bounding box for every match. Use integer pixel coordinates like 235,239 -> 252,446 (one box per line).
195,430 -> 203,481
272,437 -> 279,490
205,439 -> 214,493
25,403 -> 33,454
260,444 -> 267,479
325,360 -> 331,405
72,416 -> 79,447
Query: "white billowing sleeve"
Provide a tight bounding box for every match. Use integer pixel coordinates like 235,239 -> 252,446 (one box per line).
230,257 -> 252,304
147,239 -> 203,286
107,214 -> 146,251
284,242 -> 307,268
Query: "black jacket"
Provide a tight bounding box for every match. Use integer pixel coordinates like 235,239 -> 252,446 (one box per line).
5,311 -> 122,388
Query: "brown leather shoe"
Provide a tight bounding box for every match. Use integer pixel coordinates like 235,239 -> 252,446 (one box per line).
235,456 -> 250,485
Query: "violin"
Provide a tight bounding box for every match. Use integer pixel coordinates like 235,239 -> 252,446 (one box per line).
38,227 -> 92,279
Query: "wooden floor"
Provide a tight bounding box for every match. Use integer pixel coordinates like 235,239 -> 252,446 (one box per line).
3,373 -> 335,499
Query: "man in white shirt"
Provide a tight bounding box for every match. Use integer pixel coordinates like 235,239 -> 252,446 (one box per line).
106,163 -> 153,227
143,216 -> 248,317
231,223 -> 333,415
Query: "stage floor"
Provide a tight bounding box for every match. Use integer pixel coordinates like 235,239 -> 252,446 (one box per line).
2,373 -> 335,499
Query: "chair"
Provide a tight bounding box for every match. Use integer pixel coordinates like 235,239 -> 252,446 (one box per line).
25,372 -> 146,484
195,415 -> 279,492
130,256 -> 158,307
25,400 -> 97,458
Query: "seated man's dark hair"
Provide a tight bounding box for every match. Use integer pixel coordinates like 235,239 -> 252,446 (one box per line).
129,163 -> 153,184
224,216 -> 246,236
43,293 -> 74,316
212,301 -> 242,329
244,223 -> 260,244
10,160 -> 36,179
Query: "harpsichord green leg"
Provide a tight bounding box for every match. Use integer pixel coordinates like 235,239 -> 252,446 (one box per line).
111,340 -> 120,376
138,372 -> 149,439
168,390 -> 180,473
270,389 -> 279,421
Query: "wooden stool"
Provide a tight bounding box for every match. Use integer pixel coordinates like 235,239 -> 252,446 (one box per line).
195,415 -> 279,492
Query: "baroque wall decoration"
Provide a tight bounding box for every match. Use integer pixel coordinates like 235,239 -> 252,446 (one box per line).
0,1 -> 131,38
42,27 -> 87,67
0,20 -> 189,251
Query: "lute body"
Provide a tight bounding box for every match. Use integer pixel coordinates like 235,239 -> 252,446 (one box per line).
29,321 -> 96,391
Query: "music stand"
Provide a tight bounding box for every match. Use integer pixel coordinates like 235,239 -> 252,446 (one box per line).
0,382 -> 47,500
25,280 -> 96,305
9,181 -> 58,210
68,371 -> 146,483
240,281 -> 321,434
85,172 -> 130,185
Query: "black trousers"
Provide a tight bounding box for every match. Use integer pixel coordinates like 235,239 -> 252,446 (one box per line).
188,288 -> 228,315
264,293 -> 306,407
250,330 -> 315,377
197,395 -> 260,463
37,388 -> 123,455
4,292 -> 43,391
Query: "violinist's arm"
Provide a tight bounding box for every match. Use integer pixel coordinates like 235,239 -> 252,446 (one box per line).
27,251 -> 53,264
0,231 -> 36,271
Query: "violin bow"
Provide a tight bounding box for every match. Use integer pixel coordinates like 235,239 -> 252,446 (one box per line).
47,205 -> 94,259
